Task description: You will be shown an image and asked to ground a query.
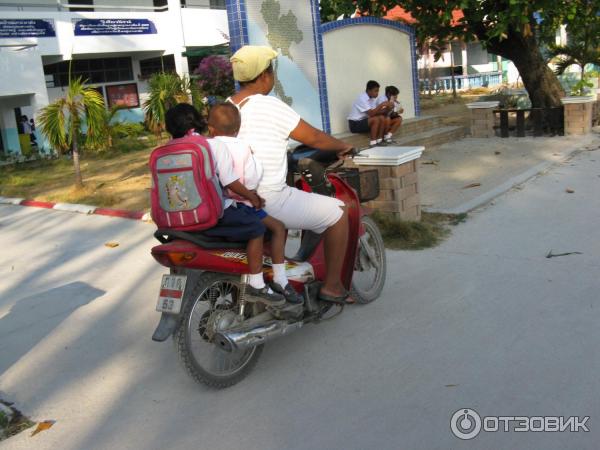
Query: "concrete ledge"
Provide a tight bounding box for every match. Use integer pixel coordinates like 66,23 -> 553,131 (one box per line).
466,101 -> 500,109
561,96 -> 596,104
0,197 -> 24,205
354,146 -> 424,166
53,203 -> 97,214
423,142 -> 589,215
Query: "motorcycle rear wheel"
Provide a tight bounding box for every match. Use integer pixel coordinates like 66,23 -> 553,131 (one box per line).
351,215 -> 387,304
174,272 -> 263,389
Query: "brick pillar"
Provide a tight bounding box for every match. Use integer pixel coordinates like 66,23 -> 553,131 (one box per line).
356,159 -> 421,221
466,101 -> 499,138
561,96 -> 595,135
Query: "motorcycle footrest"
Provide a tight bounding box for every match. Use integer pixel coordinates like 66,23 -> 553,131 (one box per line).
267,302 -> 304,320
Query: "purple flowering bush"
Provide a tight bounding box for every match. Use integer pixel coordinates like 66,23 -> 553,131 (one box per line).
193,55 -> 235,99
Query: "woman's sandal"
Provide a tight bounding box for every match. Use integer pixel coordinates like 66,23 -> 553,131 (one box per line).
318,289 -> 355,305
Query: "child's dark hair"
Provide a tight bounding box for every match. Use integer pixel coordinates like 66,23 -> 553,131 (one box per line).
366,80 -> 380,91
385,85 -> 399,97
165,103 -> 207,138
208,102 -> 241,136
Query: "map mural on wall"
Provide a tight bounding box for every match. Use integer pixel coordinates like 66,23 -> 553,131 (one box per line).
243,0 -> 323,130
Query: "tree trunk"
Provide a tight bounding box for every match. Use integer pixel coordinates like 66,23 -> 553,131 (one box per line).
487,34 -> 564,108
72,132 -> 83,188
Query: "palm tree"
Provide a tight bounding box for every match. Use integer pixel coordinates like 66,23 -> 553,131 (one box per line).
98,104 -> 128,150
143,72 -> 204,137
547,16 -> 600,95
37,77 -> 105,187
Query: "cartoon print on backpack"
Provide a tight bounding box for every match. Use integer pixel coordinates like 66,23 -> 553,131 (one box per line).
165,174 -> 190,209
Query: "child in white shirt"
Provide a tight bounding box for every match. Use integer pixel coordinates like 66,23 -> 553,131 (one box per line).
207,102 -> 301,304
164,103 -> 286,307
377,85 -> 403,141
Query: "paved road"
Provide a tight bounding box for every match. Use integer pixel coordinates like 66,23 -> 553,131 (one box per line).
1,147 -> 600,449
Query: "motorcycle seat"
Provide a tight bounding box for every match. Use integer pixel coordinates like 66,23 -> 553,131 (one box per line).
154,229 -> 247,250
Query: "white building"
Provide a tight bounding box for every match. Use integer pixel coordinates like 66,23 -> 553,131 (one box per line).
0,0 -> 229,154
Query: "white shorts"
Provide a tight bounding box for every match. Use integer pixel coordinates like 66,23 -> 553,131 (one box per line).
260,186 -> 344,234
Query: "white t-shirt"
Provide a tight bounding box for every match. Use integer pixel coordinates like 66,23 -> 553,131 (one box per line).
376,95 -> 402,114
213,135 -> 263,189
206,137 -> 239,208
234,95 -> 301,193
348,92 -> 378,121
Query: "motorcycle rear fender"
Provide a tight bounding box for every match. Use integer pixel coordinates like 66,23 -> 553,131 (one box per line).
151,240 -> 254,274
152,313 -> 179,342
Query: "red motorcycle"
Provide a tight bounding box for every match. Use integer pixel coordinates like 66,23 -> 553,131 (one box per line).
150,148 -> 387,388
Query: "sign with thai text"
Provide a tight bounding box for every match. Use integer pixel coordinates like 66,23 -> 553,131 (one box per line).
74,19 -> 157,36
0,19 -> 56,38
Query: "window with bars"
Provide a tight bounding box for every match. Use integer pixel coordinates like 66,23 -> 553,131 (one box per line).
44,57 -> 133,88
180,0 -> 227,8
69,0 -> 94,12
139,55 -> 176,79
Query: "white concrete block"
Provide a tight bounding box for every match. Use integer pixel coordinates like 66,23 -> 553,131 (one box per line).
53,203 -> 97,215
0,197 -> 24,205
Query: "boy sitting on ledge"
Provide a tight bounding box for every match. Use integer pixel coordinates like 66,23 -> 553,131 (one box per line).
348,80 -> 395,147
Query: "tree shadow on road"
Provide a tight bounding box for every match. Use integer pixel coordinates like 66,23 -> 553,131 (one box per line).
0,282 -> 105,376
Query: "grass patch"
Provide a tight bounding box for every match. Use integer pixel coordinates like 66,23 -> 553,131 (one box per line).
45,184 -> 122,207
0,402 -> 35,441
420,93 -> 466,109
0,141 -> 155,210
373,211 -> 467,250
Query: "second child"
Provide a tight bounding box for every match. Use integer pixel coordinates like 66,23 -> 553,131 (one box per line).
207,102 -> 301,304
164,103 -> 287,306
377,85 -> 403,140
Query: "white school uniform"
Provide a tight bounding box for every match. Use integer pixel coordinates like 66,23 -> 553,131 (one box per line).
231,94 -> 344,234
348,92 -> 378,121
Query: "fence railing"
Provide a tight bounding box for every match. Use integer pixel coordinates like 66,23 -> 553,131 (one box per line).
420,71 -> 503,93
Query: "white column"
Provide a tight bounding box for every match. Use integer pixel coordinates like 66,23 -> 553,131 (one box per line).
461,42 -> 469,75
29,50 -> 51,153
0,105 -> 20,154
167,0 -> 189,78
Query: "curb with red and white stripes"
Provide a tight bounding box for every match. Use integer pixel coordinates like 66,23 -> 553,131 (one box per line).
0,196 -> 152,222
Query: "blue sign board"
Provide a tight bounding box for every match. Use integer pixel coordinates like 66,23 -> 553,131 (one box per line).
74,19 -> 157,36
0,19 -> 56,38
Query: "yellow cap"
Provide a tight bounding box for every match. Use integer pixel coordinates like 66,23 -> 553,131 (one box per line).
230,45 -> 278,82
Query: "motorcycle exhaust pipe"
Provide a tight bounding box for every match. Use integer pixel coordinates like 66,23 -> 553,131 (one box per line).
214,320 -> 303,353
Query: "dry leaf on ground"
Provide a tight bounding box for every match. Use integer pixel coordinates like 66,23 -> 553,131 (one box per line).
31,420 -> 55,437
104,242 -> 120,248
462,183 -> 481,189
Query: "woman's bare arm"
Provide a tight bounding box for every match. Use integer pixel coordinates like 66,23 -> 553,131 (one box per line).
290,119 -> 353,154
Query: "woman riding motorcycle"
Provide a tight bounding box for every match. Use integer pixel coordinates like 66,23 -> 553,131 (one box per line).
228,45 -> 355,304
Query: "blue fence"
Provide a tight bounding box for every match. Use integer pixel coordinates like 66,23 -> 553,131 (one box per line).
420,71 -> 503,92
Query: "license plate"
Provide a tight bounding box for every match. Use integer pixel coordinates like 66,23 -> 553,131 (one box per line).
156,274 -> 187,314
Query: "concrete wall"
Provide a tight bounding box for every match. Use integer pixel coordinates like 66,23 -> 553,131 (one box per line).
0,3 -> 227,154
0,0 -> 159,10
0,0 -> 57,11
0,8 -> 227,59
0,48 -> 49,153
322,23 -> 416,135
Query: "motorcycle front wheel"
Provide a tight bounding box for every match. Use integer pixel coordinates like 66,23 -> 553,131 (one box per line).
174,272 -> 263,389
351,215 -> 387,304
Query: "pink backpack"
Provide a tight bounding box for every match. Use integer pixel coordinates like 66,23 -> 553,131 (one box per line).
150,133 -> 224,231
